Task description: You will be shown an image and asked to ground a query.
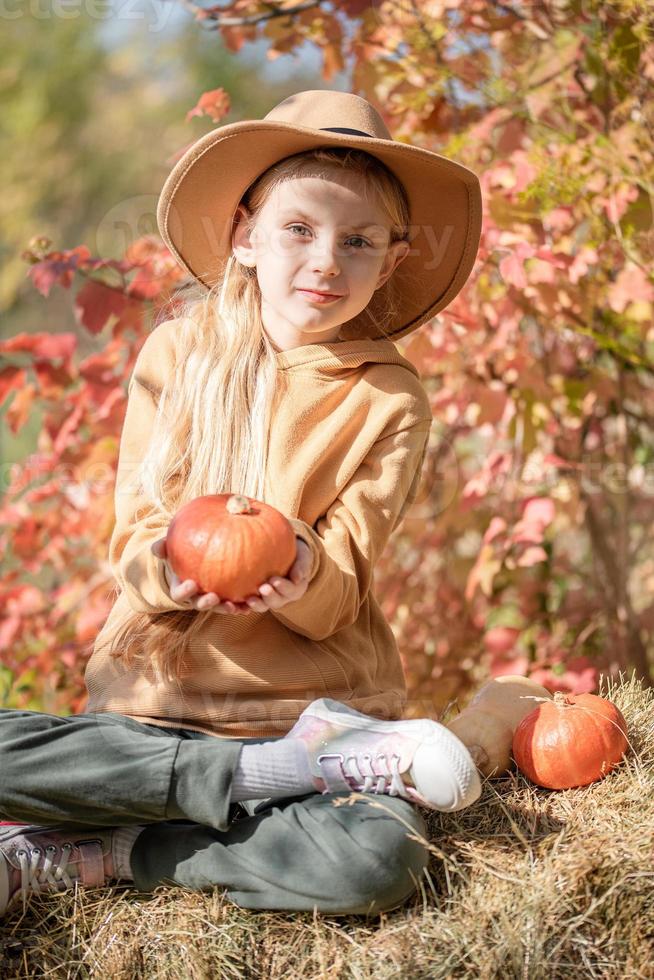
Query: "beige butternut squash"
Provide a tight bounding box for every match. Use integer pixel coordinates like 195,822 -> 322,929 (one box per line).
445,675 -> 554,778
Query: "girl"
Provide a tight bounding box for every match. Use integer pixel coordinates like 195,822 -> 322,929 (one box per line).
0,89 -> 483,918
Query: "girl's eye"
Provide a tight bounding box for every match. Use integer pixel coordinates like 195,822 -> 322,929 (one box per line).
286,224 -> 369,249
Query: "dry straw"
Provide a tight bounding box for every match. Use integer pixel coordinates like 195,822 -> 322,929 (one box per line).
2,670 -> 652,979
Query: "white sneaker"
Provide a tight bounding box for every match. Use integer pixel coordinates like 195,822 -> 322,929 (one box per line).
285,698 -> 482,812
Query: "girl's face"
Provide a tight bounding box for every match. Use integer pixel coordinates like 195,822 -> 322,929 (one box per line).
232,174 -> 410,351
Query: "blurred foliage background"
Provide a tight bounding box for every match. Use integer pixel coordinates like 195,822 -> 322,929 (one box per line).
0,5 -> 348,465
2,0 -> 653,715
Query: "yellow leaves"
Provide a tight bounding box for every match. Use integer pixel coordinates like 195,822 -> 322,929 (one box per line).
5,382 -> 36,435
465,543 -> 502,601
321,42 -> 345,83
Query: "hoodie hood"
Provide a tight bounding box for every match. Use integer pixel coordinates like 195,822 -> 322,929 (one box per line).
274,338 -> 420,379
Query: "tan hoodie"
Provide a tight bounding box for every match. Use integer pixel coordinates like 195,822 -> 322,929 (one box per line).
84,318 -> 432,738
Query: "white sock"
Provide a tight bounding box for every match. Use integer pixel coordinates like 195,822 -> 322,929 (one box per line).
230,738 -> 314,801
111,825 -> 144,880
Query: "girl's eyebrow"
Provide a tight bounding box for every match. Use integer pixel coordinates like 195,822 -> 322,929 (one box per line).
278,209 -> 382,232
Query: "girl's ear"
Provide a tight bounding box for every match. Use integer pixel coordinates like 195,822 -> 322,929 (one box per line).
375,240 -> 410,291
232,204 -> 257,268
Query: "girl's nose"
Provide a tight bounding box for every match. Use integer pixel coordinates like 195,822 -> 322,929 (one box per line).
309,239 -> 342,277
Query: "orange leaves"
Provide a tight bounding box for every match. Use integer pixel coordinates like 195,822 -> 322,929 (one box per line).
320,41 -> 345,82
335,5 -> 654,701
0,331 -> 77,364
0,366 -> 27,412
3,6 -> 653,717
465,544 -> 503,601
186,87 -> 231,124
4,384 -> 36,436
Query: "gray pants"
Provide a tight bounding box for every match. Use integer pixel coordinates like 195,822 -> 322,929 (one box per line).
0,707 -> 430,916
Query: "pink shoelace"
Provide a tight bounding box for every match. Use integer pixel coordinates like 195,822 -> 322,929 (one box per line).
316,750 -> 421,801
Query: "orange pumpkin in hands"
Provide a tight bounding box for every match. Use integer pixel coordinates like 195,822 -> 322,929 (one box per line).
165,494 -> 297,603
512,691 -> 629,789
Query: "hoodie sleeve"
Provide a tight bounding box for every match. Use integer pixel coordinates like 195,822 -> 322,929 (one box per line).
109,321 -> 193,615
271,417 -> 432,642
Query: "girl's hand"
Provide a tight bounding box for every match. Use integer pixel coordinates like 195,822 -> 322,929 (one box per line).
150,536 -> 313,615
244,538 -> 313,613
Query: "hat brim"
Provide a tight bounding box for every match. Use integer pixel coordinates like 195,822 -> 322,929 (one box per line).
156,120 -> 481,342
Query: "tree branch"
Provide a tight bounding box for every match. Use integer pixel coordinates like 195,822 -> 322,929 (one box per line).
172,0 -> 323,30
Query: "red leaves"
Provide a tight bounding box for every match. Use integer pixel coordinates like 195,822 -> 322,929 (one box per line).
0,332 -> 77,363
0,239 -> 159,712
5,11 -> 653,716
186,87 -> 231,124
26,245 -> 93,297
74,279 -> 142,336
340,0 -> 372,17
4,383 -> 36,435
3,186 -> 199,711
23,238 -> 179,310
0,333 -> 77,432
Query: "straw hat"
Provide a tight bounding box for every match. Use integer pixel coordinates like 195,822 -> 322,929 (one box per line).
156,89 -> 482,342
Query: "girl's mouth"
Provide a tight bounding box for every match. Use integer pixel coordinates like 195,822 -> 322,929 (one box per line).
297,289 -> 343,304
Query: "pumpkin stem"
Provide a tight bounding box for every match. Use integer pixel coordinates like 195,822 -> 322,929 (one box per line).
553,691 -> 574,707
226,494 -> 253,515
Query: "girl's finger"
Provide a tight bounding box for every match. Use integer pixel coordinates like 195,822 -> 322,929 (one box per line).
266,577 -> 290,596
245,594 -> 268,611
220,599 -> 252,614
172,577 -> 200,604
196,593 -> 220,610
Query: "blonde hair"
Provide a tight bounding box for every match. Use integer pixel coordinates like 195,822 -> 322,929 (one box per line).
95,146 -> 412,683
